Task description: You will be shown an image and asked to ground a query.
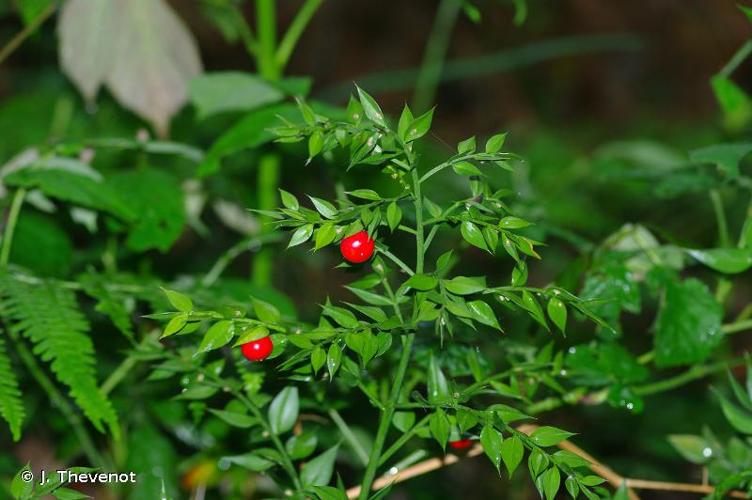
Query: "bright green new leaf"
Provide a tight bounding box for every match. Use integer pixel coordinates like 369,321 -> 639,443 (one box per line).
315,223 -> 337,250
280,189 -> 300,210
539,467 -> 561,500
234,326 -> 270,346
467,300 -> 501,330
309,196 -> 338,219
386,202 -> 402,231
348,189 -> 381,201
457,136 -> 476,154
429,409 -> 450,449
286,432 -> 318,460
208,409 -> 257,428
480,425 -> 503,471
530,426 -> 575,447
223,453 -> 275,471
253,298 -> 281,323
444,275 -> 486,295
196,320 -> 234,354
405,108 -> 434,142
404,274 -> 438,291
163,289 -> 193,312
500,435 -> 524,476
289,224 -> 314,248
717,391 -> 752,434
546,298 -> 567,333
393,411 -> 415,432
355,86 -> 386,127
485,133 -> 506,153
690,142 -> 752,178
452,160 -> 482,176
461,221 -> 489,252
428,355 -> 450,403
499,216 -> 532,229
397,104 -> 414,141
311,346 -> 326,374
327,343 -> 342,379
686,248 -> 752,274
323,305 -> 360,329
667,434 -> 711,464
301,445 -> 339,487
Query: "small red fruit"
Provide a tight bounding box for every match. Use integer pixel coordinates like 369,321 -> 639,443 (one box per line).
339,230 -> 375,264
448,439 -> 474,450
240,336 -> 273,362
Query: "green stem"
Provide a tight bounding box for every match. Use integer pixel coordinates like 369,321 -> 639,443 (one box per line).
1,188 -> 26,267
358,164 -> 424,499
199,362 -> 302,491
100,331 -> 161,396
723,318 -> 752,335
412,170 -> 425,274
411,0 -> 462,112
634,359 -> 744,396
328,408 -> 369,466
250,0 -> 283,286
275,0 -> 324,71
358,334 -> 415,500
380,274 -> 404,324
204,232 -> 284,287
376,245 -> 414,276
0,3 -> 56,66
8,329 -> 108,469
378,414 -> 430,466
252,154 -> 281,286
710,189 -> 730,248
718,39 -> 752,79
255,0 -> 280,80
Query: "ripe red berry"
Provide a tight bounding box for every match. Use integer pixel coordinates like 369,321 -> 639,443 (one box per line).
448,438 -> 474,450
240,336 -> 273,362
339,230 -> 375,264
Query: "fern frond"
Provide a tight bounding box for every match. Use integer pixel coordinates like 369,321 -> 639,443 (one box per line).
0,334 -> 24,441
0,273 -> 119,438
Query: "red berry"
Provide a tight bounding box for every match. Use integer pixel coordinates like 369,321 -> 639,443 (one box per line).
339,230 -> 375,264
240,336 -> 273,362
448,439 -> 474,450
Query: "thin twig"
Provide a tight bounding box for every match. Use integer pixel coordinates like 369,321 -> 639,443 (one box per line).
624,478 -> 747,498
346,423 -> 751,499
0,3 -> 57,66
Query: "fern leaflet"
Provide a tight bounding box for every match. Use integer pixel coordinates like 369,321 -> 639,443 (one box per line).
0,272 -> 119,437
0,334 -> 24,441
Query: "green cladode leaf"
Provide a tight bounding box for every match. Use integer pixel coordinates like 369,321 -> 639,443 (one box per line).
268,386 -> 299,435
301,445 -> 339,486
480,425 -> 503,471
690,142 -> 752,178
686,248 -> 752,274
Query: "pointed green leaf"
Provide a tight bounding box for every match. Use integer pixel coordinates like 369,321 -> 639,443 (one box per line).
480,425 -> 503,471
461,221 -> 489,252
268,386 -> 299,435
500,434 -> 524,477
